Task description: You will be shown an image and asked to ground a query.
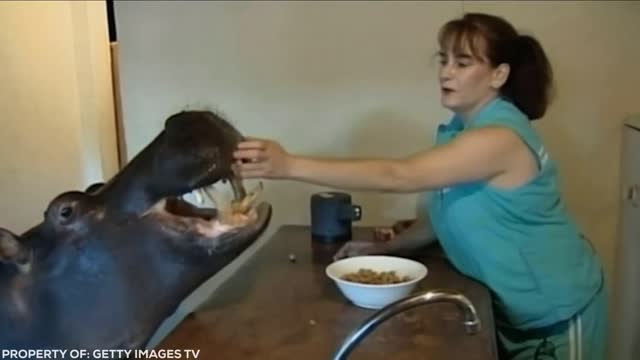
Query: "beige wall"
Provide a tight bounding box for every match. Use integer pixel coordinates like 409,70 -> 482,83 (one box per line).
115,0 -> 640,348
0,0 -> 118,234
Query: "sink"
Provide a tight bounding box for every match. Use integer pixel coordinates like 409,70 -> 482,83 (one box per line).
333,289 -> 481,360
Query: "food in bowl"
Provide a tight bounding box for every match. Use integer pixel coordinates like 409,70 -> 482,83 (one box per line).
340,268 -> 412,285
326,255 -> 428,309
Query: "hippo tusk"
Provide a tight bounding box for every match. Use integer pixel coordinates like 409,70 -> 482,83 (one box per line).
201,181 -> 263,224
231,182 -> 263,214
229,177 -> 247,202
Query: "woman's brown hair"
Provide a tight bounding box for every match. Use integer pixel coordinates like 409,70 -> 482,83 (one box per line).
438,13 -> 554,120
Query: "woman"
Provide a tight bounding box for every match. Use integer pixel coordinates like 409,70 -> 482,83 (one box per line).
232,12 -> 607,360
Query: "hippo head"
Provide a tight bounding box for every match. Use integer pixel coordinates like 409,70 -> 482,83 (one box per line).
0,110 -> 271,350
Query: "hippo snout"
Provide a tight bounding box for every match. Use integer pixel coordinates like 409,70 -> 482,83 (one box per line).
0,108 -> 272,350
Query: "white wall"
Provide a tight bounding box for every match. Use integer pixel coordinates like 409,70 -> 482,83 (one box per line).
0,0 -> 118,234
114,0 -> 640,351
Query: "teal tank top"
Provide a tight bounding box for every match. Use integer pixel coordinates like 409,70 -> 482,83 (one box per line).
426,97 -> 604,330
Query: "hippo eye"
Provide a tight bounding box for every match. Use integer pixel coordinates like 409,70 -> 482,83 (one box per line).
60,206 -> 73,219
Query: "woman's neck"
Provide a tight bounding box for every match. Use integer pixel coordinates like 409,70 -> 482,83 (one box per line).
458,93 -> 499,125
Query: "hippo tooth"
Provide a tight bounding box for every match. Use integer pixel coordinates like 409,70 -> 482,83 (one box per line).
230,181 -> 263,214
202,186 -> 219,209
229,177 -> 247,201
193,189 -> 205,205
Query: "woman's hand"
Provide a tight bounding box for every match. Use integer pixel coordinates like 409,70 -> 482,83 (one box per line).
333,218 -> 417,260
232,138 -> 292,179
333,241 -> 390,261
373,219 -> 416,241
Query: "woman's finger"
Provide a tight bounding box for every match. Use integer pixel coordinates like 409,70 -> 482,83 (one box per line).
236,140 -> 267,150
233,148 -> 263,160
333,245 -> 353,260
236,169 -> 271,179
333,241 -> 381,260
373,227 -> 395,241
374,227 -> 393,234
235,162 -> 268,172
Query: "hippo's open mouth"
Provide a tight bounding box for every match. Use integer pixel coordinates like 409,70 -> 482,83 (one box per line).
0,109 -> 273,351
144,181 -> 265,241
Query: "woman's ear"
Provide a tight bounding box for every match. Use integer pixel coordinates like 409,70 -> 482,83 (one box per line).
491,63 -> 510,89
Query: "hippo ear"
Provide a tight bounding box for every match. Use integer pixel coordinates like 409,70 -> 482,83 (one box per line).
85,182 -> 105,195
0,228 -> 31,273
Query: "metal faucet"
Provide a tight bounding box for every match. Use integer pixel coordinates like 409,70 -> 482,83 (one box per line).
333,289 -> 481,360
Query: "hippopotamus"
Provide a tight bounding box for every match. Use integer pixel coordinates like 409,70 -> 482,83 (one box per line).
0,110 -> 271,354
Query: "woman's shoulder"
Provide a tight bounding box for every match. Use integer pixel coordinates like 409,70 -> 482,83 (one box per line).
470,98 -> 542,145
471,97 -> 530,128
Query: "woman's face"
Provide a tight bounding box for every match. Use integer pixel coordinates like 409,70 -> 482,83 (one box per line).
438,37 -> 508,121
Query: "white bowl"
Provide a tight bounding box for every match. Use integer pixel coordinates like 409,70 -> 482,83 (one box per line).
325,255 -> 428,309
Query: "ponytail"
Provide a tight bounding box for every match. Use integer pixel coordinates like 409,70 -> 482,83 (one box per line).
503,35 -> 554,120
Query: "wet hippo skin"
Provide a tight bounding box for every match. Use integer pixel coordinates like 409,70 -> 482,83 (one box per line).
0,110 -> 272,352
158,225 -> 498,359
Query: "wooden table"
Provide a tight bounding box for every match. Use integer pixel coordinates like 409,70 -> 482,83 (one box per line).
158,225 -> 499,359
